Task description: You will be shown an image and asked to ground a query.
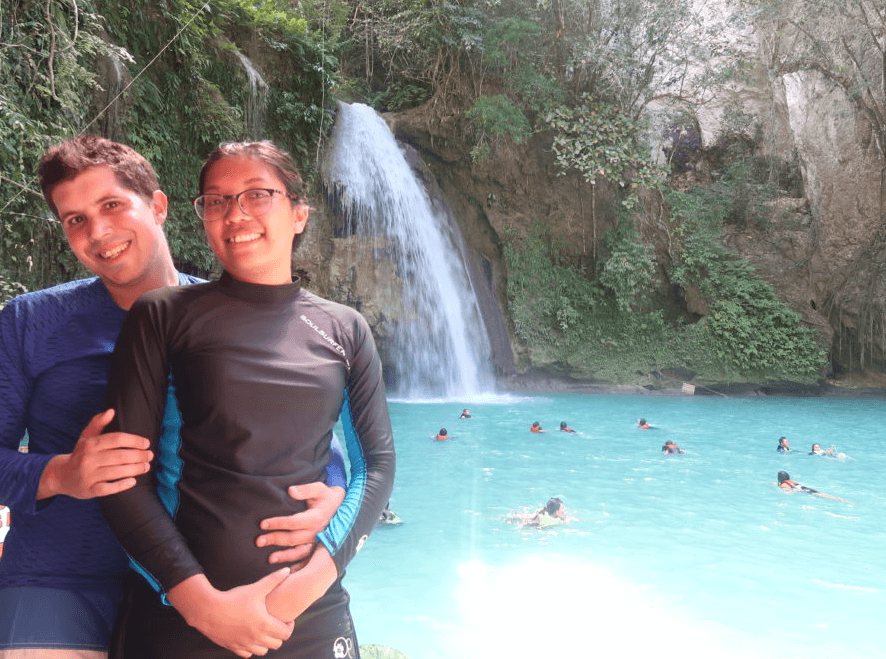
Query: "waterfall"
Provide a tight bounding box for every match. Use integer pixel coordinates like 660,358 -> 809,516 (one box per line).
321,102 -> 495,400
98,55 -> 128,140
234,50 -> 268,140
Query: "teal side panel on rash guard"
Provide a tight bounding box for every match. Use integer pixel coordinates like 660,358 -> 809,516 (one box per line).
127,383 -> 184,603
319,391 -> 367,556
155,383 -> 184,518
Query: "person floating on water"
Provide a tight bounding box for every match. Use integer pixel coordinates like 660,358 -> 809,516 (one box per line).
559,421 -> 577,434
529,497 -> 567,528
435,428 -> 450,441
530,421 -> 545,434
809,443 -> 848,458
508,497 -> 568,529
777,471 -> 844,502
378,503 -> 402,526
459,409 -> 471,419
637,418 -> 652,429
662,439 -> 685,455
777,436 -> 791,453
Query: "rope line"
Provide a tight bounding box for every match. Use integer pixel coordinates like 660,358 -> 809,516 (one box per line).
653,370 -> 728,397
0,3 -> 210,218
79,2 -> 210,136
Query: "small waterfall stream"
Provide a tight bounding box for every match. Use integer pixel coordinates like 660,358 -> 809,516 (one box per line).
234,50 -> 268,140
321,102 -> 495,399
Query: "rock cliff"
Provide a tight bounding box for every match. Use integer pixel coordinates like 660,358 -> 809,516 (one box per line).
301,8 -> 885,387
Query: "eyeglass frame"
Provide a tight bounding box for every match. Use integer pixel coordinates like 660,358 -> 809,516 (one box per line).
191,188 -> 299,222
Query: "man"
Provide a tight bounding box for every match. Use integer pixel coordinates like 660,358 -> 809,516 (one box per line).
0,136 -> 345,658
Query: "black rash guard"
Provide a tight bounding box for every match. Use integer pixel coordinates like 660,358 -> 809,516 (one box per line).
98,272 -> 394,656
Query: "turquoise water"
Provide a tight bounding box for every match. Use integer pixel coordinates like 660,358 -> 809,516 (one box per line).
344,394 -> 886,659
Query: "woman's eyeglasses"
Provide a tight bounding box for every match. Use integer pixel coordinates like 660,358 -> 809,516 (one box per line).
191,188 -> 296,222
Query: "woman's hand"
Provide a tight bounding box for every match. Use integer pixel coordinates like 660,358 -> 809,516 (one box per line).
167,570 -> 295,658
265,545 -> 338,623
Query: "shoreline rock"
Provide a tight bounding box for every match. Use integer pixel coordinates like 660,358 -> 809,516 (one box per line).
499,373 -> 886,399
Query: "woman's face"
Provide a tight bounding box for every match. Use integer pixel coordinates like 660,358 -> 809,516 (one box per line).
201,155 -> 308,285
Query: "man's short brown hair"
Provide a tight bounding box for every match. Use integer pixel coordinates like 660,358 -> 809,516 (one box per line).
38,135 -> 160,217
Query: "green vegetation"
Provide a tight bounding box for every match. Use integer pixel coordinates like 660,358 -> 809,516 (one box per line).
504,178 -> 827,383
0,0 -> 870,381
464,95 -> 531,162
545,97 -> 664,208
0,0 -> 334,300
666,189 -> 826,380
503,221 -> 682,383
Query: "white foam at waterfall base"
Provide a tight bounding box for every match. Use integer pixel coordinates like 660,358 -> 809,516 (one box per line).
322,102 -> 494,399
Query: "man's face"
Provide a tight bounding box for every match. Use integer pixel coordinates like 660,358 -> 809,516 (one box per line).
51,165 -> 169,296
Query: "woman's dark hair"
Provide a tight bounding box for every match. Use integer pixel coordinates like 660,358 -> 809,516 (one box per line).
545,497 -> 563,515
198,141 -> 306,200
777,471 -> 790,484
438,428 -> 447,436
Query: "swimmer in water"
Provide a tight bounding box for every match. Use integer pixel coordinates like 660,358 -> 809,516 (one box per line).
637,418 -> 652,429
662,439 -> 685,454
776,471 -> 844,501
530,421 -> 545,434
434,428 -> 450,441
809,443 -> 848,458
459,409 -> 471,419
559,421 -> 577,434
777,436 -> 791,453
377,503 -> 402,526
528,497 -> 567,528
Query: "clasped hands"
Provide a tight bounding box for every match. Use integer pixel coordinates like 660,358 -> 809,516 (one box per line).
40,409 -> 345,657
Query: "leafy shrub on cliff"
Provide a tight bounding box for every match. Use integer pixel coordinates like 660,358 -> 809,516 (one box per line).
545,97 -> 664,208
503,222 -> 679,381
667,189 -> 826,380
465,95 -> 531,162
598,221 -> 656,313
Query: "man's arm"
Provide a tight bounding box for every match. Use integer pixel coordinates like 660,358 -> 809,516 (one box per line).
257,483 -> 345,565
256,433 -> 347,565
0,300 -> 53,513
37,409 -> 153,500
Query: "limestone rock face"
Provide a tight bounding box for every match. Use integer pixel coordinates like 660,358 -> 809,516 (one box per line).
304,3 -> 884,382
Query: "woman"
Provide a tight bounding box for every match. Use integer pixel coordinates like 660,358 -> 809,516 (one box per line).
529,497 -> 567,528
99,142 -> 395,658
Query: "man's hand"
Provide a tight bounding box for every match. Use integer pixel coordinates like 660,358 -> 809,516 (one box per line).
168,570 -> 294,658
37,409 -> 153,500
257,483 -> 345,565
